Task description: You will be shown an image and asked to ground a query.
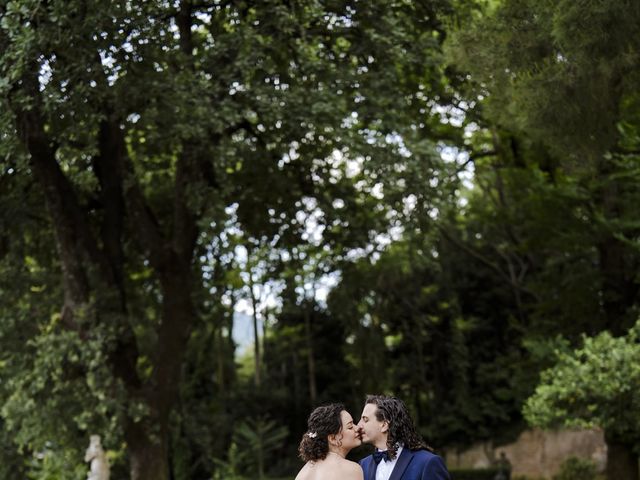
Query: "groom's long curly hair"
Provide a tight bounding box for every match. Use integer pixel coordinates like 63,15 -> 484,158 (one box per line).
365,394 -> 432,459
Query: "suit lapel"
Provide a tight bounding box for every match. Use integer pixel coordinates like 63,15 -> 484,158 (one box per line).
360,455 -> 378,480
366,457 -> 378,480
388,448 -> 413,480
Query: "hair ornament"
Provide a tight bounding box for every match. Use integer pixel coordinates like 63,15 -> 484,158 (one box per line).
307,432 -> 317,438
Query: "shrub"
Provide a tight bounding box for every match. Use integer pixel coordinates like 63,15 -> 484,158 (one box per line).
552,456 -> 597,480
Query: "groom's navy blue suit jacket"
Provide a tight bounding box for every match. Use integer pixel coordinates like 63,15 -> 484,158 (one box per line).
359,448 -> 450,480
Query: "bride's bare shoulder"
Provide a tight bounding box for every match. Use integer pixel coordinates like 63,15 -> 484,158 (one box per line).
294,461 -> 313,480
340,459 -> 363,480
295,458 -> 362,480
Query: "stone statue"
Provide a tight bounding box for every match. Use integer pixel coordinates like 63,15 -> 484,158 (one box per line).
84,435 -> 110,480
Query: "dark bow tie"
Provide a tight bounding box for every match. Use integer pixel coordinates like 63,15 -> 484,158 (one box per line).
373,450 -> 391,464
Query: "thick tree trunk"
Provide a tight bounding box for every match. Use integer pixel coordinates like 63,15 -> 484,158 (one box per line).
14,92 -> 194,480
14,100 -> 92,327
128,265 -> 194,480
596,166 -> 639,335
12,14 -> 207,478
605,435 -> 639,480
127,420 -> 170,480
155,268 -> 195,408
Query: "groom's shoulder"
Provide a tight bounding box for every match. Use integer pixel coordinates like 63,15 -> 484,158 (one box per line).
409,448 -> 444,462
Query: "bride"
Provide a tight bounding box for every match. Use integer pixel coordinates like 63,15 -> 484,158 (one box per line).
295,403 -> 364,480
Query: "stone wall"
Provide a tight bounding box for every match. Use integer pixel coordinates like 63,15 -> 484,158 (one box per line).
444,428 -> 606,478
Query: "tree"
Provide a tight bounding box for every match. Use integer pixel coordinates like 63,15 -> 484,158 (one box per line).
446,0 -> 640,335
441,1 -> 640,462
524,321 -> 640,480
446,0 -> 640,160
0,1 -> 452,478
445,0 -> 640,344
327,227 -> 537,450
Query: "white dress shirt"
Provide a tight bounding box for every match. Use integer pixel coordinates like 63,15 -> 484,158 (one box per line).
376,446 -> 404,480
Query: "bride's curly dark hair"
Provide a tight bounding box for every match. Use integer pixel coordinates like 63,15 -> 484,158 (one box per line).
298,403 -> 345,462
365,395 -> 432,459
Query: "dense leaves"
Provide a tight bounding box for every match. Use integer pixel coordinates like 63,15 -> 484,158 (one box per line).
0,1 -> 456,478
524,322 -> 640,446
524,322 -> 640,479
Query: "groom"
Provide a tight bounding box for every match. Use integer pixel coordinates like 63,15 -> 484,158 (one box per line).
357,395 -> 450,480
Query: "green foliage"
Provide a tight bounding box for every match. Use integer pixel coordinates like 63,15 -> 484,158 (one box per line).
524,321 -> 640,448
552,456 -> 597,480
327,232 -> 534,448
2,325 -> 127,447
1,0 -> 456,477
24,443 -> 86,480
260,295 -> 358,464
446,0 -> 640,158
441,3 -> 640,462
0,418 -> 26,478
213,417 -> 288,480
211,442 -> 247,480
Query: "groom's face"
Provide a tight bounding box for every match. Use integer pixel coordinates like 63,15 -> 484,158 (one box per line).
357,403 -> 388,450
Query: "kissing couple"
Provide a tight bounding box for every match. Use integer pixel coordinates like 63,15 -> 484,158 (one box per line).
295,394 -> 450,480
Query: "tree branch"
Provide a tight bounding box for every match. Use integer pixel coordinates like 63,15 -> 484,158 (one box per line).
10,69 -> 97,327
437,224 -> 540,302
